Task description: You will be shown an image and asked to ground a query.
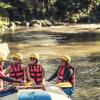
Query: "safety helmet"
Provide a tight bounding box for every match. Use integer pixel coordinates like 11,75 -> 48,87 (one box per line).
30,53 -> 39,60
61,55 -> 71,63
0,56 -> 4,62
13,53 -> 22,60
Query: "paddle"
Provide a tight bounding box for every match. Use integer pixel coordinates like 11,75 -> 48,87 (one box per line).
24,81 -> 33,88
23,81 -> 46,90
56,82 -> 72,88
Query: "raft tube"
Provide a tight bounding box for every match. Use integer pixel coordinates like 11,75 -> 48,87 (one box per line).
0,83 -> 71,100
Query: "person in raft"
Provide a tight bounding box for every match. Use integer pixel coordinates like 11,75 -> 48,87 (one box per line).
26,53 -> 45,86
47,55 -> 75,96
0,56 -> 21,91
4,53 -> 26,85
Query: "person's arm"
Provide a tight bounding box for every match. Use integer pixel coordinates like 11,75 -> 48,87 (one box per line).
0,71 -> 21,83
26,66 -> 36,86
64,68 -> 73,81
4,65 -> 11,75
41,68 -> 45,85
47,68 -> 58,82
0,79 -> 3,91
0,64 -> 3,71
2,76 -> 21,83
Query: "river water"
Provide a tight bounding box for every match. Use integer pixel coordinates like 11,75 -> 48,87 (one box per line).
1,26 -> 100,100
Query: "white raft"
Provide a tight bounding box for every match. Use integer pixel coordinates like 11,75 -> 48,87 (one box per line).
0,83 -> 71,100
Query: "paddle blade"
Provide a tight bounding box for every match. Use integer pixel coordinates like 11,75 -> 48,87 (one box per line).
24,81 -> 33,88
56,82 -> 72,88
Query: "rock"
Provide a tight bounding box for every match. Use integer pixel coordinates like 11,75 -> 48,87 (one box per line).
14,21 -> 22,25
30,20 -> 42,27
44,19 -> 53,26
0,43 -> 10,59
40,20 -> 47,26
30,19 -> 53,27
51,20 -> 59,25
10,22 -> 16,32
21,21 -> 27,26
33,23 -> 42,28
30,20 -> 38,26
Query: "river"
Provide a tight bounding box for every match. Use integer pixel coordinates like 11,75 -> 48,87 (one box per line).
1,25 -> 100,100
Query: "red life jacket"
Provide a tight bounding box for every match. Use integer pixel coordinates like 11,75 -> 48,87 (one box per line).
0,67 -> 2,71
57,64 -> 75,86
0,63 -> 3,71
9,63 -> 24,81
28,64 -> 43,85
0,63 -> 3,90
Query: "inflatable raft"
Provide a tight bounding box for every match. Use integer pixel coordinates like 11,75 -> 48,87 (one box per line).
0,82 -> 71,100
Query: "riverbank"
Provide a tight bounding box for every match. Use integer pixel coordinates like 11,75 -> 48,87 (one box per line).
4,24 -> 100,34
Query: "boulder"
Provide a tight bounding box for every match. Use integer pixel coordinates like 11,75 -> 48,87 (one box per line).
0,43 -> 10,59
30,20 -> 42,27
14,21 -> 22,26
44,19 -> 53,26
30,19 -> 53,27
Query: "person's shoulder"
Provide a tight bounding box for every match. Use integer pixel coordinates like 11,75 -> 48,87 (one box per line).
38,64 -> 44,69
7,62 -> 13,68
58,65 -> 62,68
67,64 -> 75,72
68,64 -> 74,68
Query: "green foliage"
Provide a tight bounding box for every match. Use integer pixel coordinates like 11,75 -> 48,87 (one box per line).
0,2 -> 10,28
0,0 -> 100,23
0,17 -> 9,27
0,2 -> 12,8
52,0 -> 100,22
